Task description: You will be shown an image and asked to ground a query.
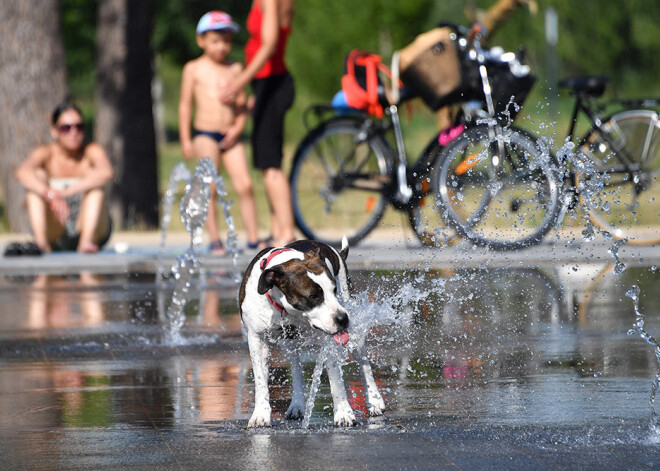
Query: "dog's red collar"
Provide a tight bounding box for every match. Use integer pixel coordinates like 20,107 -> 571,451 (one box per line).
260,248 -> 293,315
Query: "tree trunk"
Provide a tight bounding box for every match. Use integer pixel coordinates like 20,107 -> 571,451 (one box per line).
0,0 -> 68,232
95,0 -> 159,229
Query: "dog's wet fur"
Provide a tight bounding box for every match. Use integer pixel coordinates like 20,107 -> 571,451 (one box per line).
238,238 -> 385,427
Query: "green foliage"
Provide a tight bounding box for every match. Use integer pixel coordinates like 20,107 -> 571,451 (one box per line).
58,0 -> 98,98
152,0 -> 251,64
59,0 -> 660,105
287,0 -> 434,102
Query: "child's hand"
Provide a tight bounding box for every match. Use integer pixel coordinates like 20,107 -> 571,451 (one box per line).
181,139 -> 194,160
219,126 -> 241,151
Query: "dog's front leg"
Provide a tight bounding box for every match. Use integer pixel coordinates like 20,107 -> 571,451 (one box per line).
279,339 -> 305,420
326,351 -> 356,426
353,343 -> 385,416
247,332 -> 271,427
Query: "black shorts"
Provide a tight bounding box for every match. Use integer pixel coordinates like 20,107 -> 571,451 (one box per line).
251,72 -> 295,170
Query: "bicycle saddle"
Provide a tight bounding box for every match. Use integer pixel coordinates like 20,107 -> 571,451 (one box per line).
377,84 -> 418,109
558,76 -> 609,97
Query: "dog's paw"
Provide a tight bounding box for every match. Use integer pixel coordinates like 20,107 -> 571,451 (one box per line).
285,401 -> 305,420
248,407 -> 271,428
333,406 -> 357,427
367,392 -> 386,416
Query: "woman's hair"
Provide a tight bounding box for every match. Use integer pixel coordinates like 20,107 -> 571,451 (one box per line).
51,101 -> 83,125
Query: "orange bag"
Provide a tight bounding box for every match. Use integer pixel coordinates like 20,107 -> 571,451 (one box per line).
341,50 -> 387,118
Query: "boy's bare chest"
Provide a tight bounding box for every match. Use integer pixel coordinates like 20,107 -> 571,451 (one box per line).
193,64 -> 235,99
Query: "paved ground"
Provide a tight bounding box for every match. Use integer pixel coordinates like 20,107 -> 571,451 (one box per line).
0,228 -> 657,275
1,229 -> 659,470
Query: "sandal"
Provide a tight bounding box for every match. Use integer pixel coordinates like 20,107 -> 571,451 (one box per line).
3,241 -> 43,257
208,239 -> 227,256
246,240 -> 269,251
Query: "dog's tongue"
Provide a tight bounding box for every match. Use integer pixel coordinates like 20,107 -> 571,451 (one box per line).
333,330 -> 349,346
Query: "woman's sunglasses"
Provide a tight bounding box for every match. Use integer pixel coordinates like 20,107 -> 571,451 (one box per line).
58,123 -> 85,134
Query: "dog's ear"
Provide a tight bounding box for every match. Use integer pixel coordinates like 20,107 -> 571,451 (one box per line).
258,266 -> 285,294
303,247 -> 321,260
340,236 -> 349,262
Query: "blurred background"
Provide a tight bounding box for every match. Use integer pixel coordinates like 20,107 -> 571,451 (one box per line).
1,0 -> 659,233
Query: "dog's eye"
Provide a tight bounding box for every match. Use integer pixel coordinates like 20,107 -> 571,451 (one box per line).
310,292 -> 323,303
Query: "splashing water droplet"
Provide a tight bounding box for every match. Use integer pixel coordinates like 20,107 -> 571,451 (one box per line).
626,284 -> 660,432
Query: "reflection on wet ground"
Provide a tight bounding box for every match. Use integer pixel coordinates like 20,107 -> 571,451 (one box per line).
1,264 -> 660,468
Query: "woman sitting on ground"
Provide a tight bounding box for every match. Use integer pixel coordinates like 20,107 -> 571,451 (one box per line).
15,102 -> 114,253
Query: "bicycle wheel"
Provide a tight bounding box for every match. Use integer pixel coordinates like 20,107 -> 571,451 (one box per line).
435,124 -> 562,249
290,118 -> 392,247
576,109 -> 660,244
407,142 -> 458,248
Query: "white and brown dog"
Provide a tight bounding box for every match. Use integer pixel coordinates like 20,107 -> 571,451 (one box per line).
238,237 -> 385,427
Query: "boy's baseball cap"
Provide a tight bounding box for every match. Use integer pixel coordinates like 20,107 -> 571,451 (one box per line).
196,11 -> 240,35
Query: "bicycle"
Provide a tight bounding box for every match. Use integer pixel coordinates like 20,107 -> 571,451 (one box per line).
434,75 -> 660,249
289,25 -> 535,248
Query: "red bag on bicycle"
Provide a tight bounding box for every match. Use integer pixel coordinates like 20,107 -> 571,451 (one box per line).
341,50 -> 387,118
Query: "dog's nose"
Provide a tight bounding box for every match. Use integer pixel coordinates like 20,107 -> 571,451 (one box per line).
334,311 -> 349,330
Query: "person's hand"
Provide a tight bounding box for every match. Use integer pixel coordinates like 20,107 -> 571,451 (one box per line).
181,139 -> 194,160
220,81 -> 242,105
219,126 -> 242,151
45,189 -> 70,225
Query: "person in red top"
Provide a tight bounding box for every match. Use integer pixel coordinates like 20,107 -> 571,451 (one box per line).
221,0 -> 296,247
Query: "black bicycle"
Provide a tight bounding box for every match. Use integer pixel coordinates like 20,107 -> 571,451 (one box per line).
289,26 -> 535,247
435,75 -> 660,249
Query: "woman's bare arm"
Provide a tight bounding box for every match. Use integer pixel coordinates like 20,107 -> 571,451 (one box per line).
221,0 -> 280,103
15,145 -> 52,199
60,143 -> 114,198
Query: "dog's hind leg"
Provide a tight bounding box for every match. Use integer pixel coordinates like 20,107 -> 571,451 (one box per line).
279,339 -> 305,420
247,332 -> 272,427
353,343 -> 385,416
326,351 -> 357,426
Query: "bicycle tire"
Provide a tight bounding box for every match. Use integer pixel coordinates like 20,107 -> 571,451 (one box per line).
435,124 -> 562,250
407,140 -> 459,248
289,117 -> 392,247
576,109 -> 660,245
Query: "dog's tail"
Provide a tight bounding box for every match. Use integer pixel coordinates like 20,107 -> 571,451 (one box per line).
340,235 -> 349,262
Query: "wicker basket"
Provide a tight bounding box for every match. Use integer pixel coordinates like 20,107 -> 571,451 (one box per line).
399,27 -> 474,110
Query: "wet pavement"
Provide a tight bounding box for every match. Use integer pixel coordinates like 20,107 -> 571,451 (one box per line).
1,233 -> 660,469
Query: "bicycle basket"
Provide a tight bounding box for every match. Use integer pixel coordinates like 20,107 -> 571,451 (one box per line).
398,26 -> 476,110
486,62 -> 536,119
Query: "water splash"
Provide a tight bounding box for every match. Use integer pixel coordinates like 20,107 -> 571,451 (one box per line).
299,274 -> 437,426
301,340 -> 332,429
608,240 -> 626,275
165,251 -> 201,344
160,157 -> 241,340
626,285 -> 660,433
160,163 -> 192,251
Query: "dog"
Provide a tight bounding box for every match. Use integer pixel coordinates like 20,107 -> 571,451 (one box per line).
238,237 -> 385,427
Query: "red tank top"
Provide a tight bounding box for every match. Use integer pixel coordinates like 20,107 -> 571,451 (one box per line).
245,1 -> 291,79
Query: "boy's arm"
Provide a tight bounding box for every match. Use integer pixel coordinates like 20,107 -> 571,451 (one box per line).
178,62 -> 195,160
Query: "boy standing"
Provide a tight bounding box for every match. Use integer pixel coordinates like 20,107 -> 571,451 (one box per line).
179,11 -> 262,254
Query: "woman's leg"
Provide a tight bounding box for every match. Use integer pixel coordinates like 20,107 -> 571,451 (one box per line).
25,169 -> 62,252
76,188 -> 108,252
221,142 -> 260,245
263,168 -> 295,244
251,74 -> 296,245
